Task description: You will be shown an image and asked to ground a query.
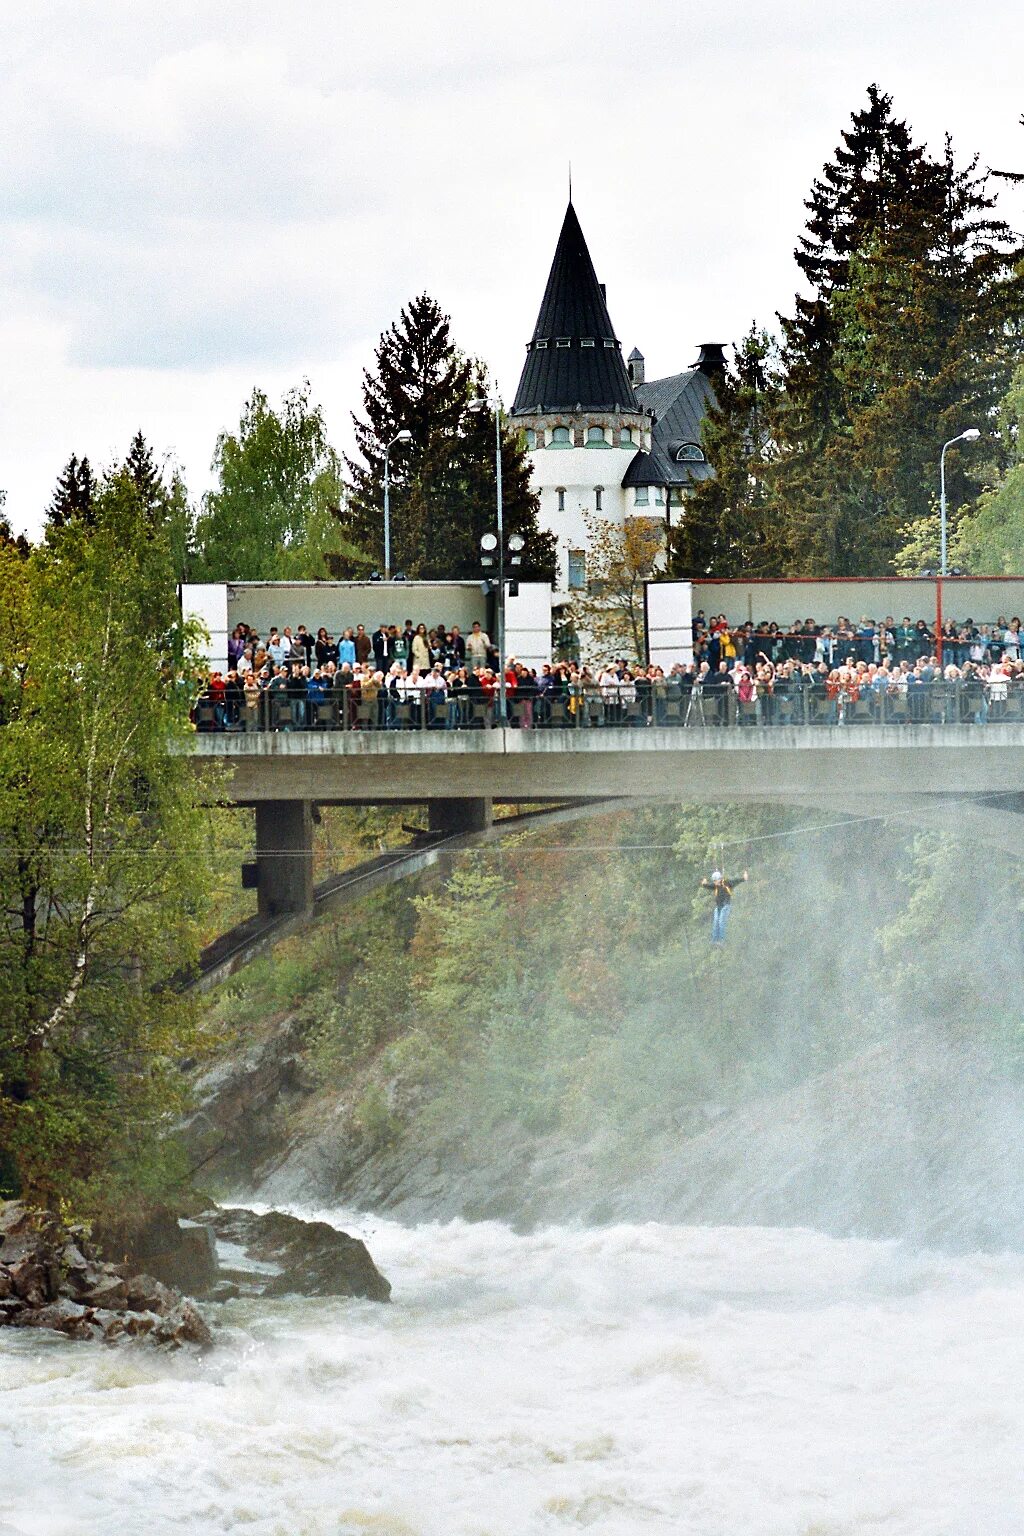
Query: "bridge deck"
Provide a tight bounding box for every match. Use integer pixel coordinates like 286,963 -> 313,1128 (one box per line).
187,724 -> 1024,802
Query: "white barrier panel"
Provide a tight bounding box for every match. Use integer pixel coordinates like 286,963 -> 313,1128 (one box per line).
180,583 -> 229,672
505,582 -> 553,670
644,580 -> 693,669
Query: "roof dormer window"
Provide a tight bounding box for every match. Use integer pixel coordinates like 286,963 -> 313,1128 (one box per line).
603,339 -> 616,348
555,337 -> 571,349
534,339 -> 548,349
581,338 -> 595,348
674,443 -> 706,463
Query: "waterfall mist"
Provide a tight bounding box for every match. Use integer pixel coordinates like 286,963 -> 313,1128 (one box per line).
247,802 -> 1024,1251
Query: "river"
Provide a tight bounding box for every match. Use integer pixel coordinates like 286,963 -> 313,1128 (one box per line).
2,1210 -> 1023,1535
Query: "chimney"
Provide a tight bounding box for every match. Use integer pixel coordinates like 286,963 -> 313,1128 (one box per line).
628,347 -> 645,386
696,343 -> 727,374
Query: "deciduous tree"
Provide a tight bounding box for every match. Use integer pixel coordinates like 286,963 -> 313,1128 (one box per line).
192,382 -> 349,581
0,477 -> 216,1213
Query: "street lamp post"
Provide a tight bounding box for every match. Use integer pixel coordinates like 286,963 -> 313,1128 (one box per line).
937,428 -> 981,667
472,398 -> 507,722
383,429 -> 412,580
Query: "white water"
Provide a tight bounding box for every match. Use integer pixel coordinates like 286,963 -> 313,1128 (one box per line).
3,1212 -> 1024,1535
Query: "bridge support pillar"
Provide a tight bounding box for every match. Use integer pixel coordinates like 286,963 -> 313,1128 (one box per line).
428,798 -> 493,837
255,800 -> 314,918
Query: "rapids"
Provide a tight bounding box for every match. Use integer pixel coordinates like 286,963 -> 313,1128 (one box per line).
2,1211 -> 1023,1534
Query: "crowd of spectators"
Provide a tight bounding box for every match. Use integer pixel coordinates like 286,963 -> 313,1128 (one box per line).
191,609 -> 1024,732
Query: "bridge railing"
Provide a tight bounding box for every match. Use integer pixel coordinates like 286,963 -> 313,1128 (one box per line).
191,679 -> 1021,734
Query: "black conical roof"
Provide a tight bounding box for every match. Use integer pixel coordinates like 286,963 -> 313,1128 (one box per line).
511,203 -> 640,416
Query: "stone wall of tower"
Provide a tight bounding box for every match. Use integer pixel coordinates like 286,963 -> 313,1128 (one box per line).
515,408 -> 652,593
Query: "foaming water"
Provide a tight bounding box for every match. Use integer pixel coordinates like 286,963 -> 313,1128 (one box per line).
3,1212 -> 1024,1535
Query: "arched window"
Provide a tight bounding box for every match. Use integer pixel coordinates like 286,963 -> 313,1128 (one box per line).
586,426 -> 609,447
524,428 -> 536,450
549,426 -> 571,448
674,442 -> 705,463
556,487 -> 566,512
620,427 -> 634,446
594,486 -> 604,511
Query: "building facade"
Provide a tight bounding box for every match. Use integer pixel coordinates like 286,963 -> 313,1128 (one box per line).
510,201 -> 724,597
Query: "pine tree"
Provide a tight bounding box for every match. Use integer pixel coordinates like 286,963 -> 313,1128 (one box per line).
46,455 -> 97,535
340,294 -> 553,581
668,328 -> 784,577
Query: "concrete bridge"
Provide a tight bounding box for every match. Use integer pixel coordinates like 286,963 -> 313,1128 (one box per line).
188,724 -> 1024,920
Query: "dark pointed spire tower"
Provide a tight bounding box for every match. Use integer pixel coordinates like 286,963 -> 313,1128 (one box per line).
512,202 -> 645,419
512,202 -> 651,596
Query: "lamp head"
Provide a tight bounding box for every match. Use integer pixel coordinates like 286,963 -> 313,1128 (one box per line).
480,532 -> 499,553
395,429 -> 413,443
962,428 -> 981,441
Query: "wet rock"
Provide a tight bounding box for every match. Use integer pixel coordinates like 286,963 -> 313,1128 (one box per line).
92,1206 -> 219,1296
0,1199 -> 213,1350
17,1299 -> 94,1340
153,1298 -> 214,1351
80,1273 -> 129,1308
207,1280 -> 241,1303
124,1274 -> 177,1316
202,1206 -> 391,1302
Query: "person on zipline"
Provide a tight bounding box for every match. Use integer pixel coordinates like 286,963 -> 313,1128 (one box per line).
700,868 -> 748,945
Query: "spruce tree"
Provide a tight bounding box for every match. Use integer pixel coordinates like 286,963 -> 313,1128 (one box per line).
668,328 -> 784,578
46,454 -> 97,535
341,294 -> 553,580
123,430 -> 164,523
772,86 -> 1023,574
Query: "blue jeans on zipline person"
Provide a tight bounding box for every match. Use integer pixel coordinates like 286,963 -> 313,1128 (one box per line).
711,903 -> 730,944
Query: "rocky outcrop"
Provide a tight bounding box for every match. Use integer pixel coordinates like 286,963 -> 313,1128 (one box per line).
92,1206 -> 218,1296
202,1206 -> 391,1302
0,1202 -> 213,1349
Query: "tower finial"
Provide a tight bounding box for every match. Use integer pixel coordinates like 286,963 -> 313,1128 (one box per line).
568,160 -> 572,203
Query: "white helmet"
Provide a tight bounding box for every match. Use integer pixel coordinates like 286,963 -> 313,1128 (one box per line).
711,869 -> 723,883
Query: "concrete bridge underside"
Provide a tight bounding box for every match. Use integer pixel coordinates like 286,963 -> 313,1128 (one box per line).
187,727 -> 1024,918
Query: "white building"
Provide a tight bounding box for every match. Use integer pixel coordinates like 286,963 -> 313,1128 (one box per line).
510,201 -> 725,598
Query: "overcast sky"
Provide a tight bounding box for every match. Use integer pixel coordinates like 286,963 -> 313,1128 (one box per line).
3,0 -> 1023,537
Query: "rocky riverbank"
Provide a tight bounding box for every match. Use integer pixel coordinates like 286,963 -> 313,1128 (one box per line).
0,1199 -> 391,1349
0,1202 -> 212,1349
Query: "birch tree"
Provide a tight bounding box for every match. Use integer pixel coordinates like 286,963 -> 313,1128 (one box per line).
0,475 -> 215,1212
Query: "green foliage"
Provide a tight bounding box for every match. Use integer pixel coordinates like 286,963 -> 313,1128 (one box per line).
771,87 -> 1023,574
340,293 -> 554,580
0,475 -> 216,1214
668,327 -> 785,578
192,381 -> 349,581
947,364 -> 1024,573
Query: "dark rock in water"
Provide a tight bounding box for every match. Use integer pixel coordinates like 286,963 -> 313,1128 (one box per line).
92,1206 -> 219,1297
18,1299 -> 94,1340
154,1298 -> 214,1350
0,1200 -> 213,1350
207,1280 -> 241,1303
202,1206 -> 391,1302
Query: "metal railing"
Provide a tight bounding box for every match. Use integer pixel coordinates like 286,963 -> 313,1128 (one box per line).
191,679 -> 1024,734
